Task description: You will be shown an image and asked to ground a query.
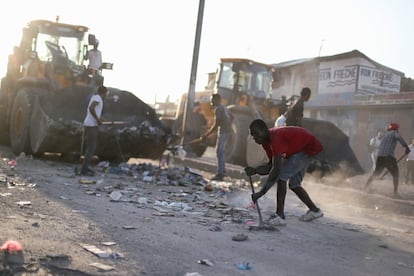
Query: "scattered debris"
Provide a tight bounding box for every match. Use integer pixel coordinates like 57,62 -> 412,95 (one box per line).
197,259 -> 214,266
89,262 -> 115,272
122,225 -> 136,230
79,179 -> 96,184
80,243 -> 123,259
101,242 -> 117,246
397,261 -> 414,269
71,209 -> 88,213
232,233 -> 248,241
0,240 -> 23,253
109,191 -> 122,201
208,225 -> 222,232
236,262 -> 252,270
45,254 -> 71,261
16,201 -> 31,207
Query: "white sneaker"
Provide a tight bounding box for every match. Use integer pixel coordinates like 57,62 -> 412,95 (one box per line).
300,209 -> 324,222
265,214 -> 286,226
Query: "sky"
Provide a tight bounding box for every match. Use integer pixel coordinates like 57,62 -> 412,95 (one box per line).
0,0 -> 413,104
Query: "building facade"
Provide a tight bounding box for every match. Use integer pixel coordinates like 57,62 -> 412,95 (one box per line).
271,50 -> 414,171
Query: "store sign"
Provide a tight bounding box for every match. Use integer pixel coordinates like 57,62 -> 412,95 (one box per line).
357,65 -> 400,94
319,60 -> 401,95
319,62 -> 358,94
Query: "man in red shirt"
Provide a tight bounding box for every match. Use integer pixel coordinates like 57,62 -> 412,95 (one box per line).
245,119 -> 324,226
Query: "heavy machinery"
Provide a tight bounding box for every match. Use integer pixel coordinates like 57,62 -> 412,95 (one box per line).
0,19 -> 170,161
174,58 -> 364,177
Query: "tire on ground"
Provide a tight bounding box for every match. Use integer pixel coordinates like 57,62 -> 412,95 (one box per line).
10,89 -> 32,155
0,88 -> 10,145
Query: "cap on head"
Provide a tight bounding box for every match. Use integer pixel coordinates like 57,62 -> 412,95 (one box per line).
387,122 -> 399,131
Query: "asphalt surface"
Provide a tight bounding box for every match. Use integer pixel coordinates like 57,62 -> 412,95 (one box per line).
173,147 -> 414,217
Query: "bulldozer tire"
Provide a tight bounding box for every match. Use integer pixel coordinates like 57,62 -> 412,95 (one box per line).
10,89 -> 32,155
0,90 -> 10,145
226,111 -> 254,166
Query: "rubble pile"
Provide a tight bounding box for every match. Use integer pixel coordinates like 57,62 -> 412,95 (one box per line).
0,156 -> 258,274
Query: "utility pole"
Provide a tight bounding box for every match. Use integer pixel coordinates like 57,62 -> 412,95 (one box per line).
318,39 -> 325,57
181,0 -> 205,145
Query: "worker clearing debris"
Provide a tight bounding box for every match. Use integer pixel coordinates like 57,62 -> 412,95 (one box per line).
245,119 -> 324,227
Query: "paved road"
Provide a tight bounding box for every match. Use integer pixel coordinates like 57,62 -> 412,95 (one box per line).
174,146 -> 414,217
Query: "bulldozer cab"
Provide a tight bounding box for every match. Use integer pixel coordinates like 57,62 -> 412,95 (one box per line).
215,58 -> 285,126
23,20 -> 87,65
216,58 -> 274,106
18,19 -> 110,87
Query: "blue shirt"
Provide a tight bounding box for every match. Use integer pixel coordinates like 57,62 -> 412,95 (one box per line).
378,130 -> 408,157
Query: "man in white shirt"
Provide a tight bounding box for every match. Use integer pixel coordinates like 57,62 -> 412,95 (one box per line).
274,112 -> 286,127
80,85 -> 107,176
86,40 -> 102,75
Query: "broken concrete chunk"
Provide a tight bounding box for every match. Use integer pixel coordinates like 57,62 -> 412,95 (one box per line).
109,191 -> 122,201
89,262 -> 115,271
80,243 -> 113,258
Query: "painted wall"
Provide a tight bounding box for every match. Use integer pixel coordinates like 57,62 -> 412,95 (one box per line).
271,54 -> 409,173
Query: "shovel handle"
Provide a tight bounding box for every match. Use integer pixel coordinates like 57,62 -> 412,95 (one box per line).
183,137 -> 203,146
248,175 -> 264,226
380,153 -> 407,180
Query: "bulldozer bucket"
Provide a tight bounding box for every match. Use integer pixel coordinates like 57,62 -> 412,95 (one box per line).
302,118 -> 365,177
29,85 -> 170,161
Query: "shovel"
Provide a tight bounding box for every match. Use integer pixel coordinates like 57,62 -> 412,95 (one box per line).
182,137 -> 203,146
247,175 -> 278,231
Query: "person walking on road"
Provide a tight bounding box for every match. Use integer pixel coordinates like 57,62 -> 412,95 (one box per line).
80,85 -> 108,176
201,94 -> 232,181
368,129 -> 383,172
404,138 -> 414,185
245,119 -> 324,226
364,122 -> 410,198
285,87 -> 311,127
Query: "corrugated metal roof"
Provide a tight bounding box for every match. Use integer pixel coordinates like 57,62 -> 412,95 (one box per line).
272,49 -> 404,76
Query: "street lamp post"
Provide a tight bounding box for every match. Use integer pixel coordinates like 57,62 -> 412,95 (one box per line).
181,0 -> 205,145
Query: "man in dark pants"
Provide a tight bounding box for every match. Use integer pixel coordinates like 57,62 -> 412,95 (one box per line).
364,122 -> 410,198
285,87 -> 311,126
245,119 -> 324,226
201,94 -> 232,181
80,85 -> 108,176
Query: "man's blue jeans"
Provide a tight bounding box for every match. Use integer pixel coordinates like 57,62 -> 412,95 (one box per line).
216,132 -> 231,175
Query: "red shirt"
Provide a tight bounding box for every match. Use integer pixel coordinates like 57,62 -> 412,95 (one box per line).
262,126 -> 323,160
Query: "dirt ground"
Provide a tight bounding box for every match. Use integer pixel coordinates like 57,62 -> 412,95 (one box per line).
1,145 -> 414,276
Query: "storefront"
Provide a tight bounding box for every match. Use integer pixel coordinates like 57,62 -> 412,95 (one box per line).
272,50 -> 414,171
